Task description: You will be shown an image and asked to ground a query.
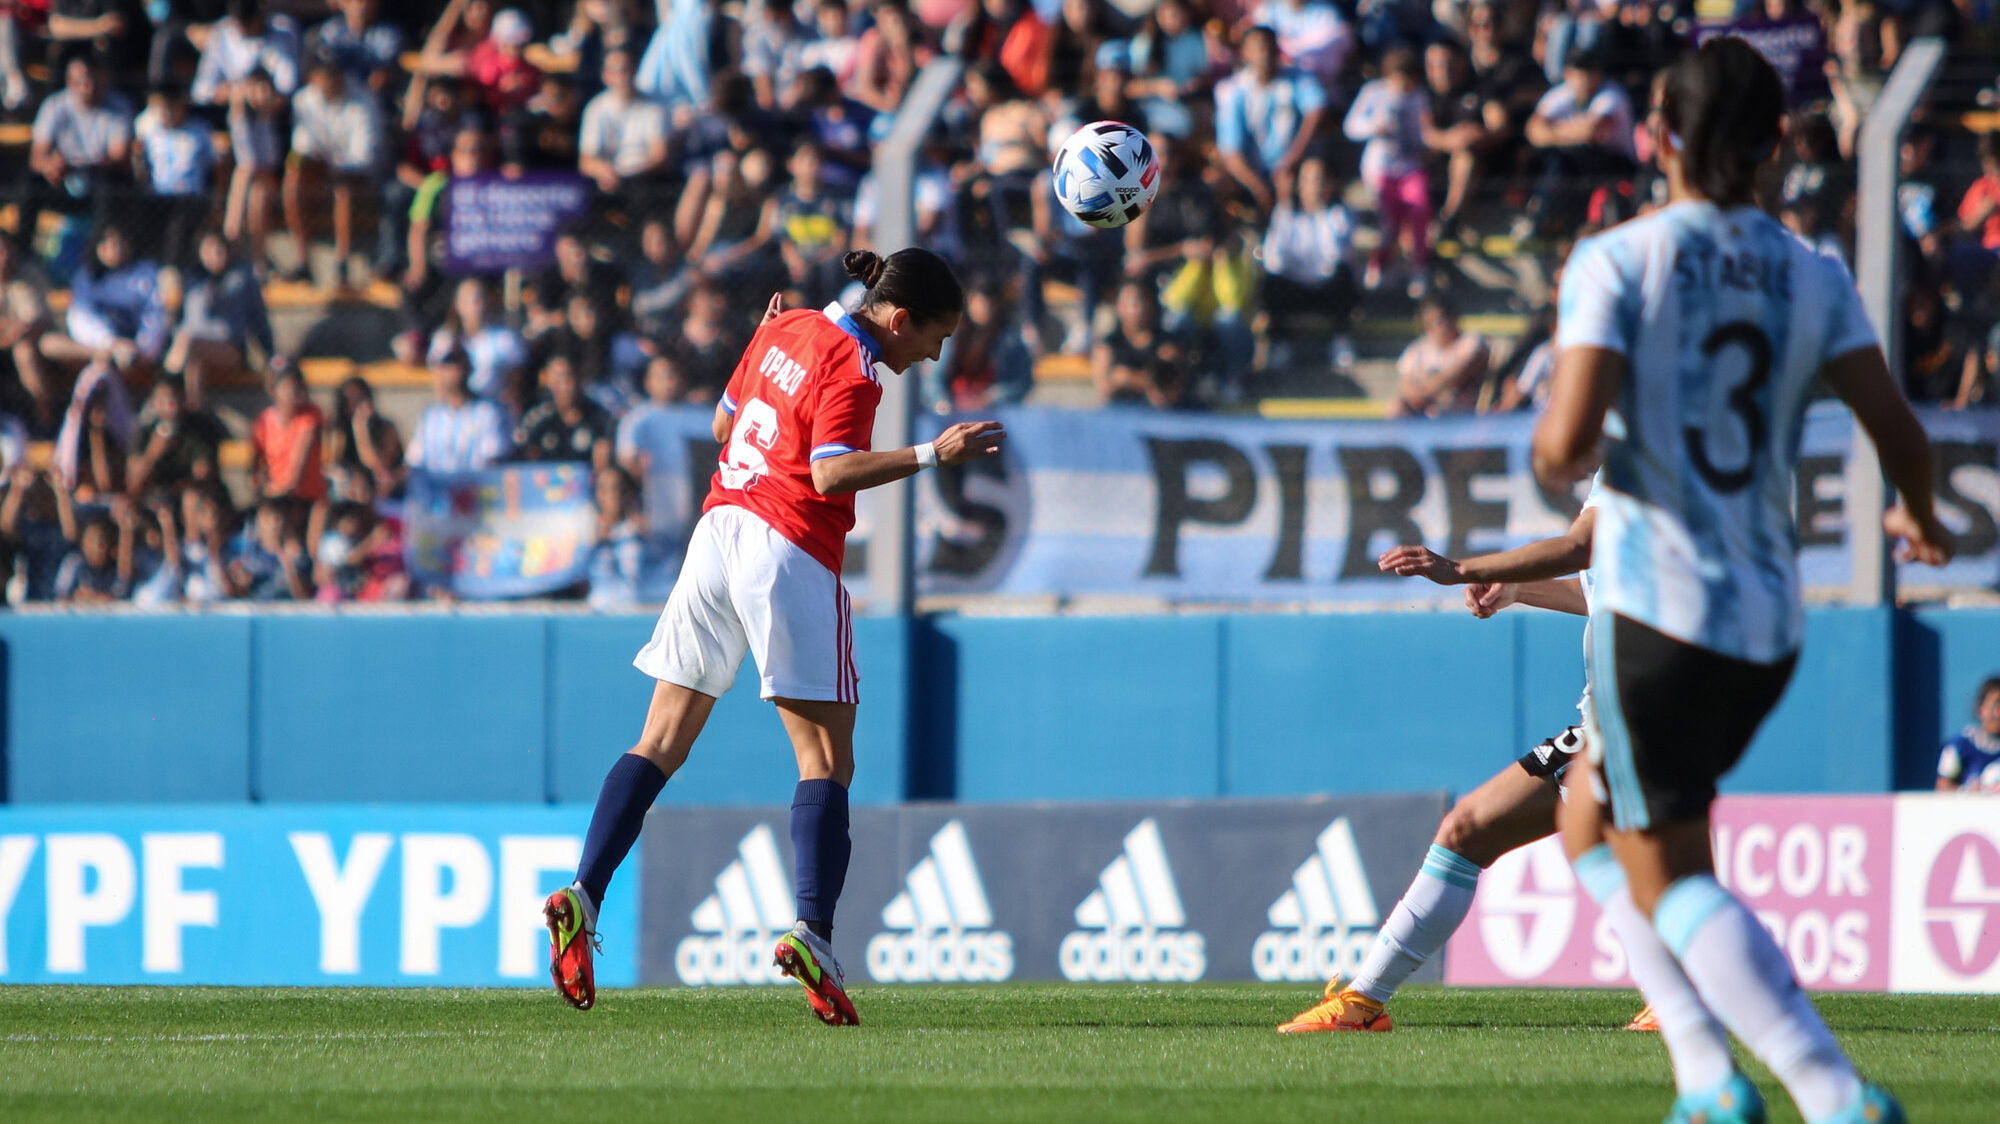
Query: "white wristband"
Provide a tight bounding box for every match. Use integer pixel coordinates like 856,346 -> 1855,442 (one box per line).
914,441 -> 938,470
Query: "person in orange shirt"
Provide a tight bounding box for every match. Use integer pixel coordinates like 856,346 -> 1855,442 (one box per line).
250,366 -> 327,505
953,0 -> 1050,96
1956,134 -> 2000,252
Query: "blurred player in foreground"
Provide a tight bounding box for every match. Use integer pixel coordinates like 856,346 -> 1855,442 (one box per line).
1277,496 -> 1682,1045
1535,38 -> 1951,1124
544,248 -> 1005,1024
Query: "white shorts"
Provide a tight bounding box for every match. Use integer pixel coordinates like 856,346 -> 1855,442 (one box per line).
633,505 -> 858,703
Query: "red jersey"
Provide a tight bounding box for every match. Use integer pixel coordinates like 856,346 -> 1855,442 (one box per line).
705,303 -> 885,575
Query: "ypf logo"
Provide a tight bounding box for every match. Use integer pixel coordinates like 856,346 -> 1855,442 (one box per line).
1922,832 -> 2000,977
1476,840 -> 1578,980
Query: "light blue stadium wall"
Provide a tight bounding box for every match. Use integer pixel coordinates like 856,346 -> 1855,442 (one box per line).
0,606 -> 1941,804
0,616 -> 252,802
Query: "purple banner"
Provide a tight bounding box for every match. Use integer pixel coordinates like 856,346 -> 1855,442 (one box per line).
442,172 -> 594,274
1696,15 -> 1831,105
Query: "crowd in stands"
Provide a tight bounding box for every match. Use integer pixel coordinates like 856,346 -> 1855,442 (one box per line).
0,0 -> 1991,603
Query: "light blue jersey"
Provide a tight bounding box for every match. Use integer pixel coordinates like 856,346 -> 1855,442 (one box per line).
1557,202 -> 1876,662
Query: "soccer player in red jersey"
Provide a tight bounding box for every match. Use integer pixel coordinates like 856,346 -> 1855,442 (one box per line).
544,249 -> 1005,1023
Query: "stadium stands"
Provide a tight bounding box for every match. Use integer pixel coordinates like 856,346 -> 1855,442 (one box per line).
0,0 -> 1988,605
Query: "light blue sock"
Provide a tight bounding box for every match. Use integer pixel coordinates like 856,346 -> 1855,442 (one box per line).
1573,846 -> 1735,1094
1657,875 -> 1860,1121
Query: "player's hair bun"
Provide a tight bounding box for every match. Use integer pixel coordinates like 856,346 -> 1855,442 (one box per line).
850,247 -> 965,326
842,250 -> 887,288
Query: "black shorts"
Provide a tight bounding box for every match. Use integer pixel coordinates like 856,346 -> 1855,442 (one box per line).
1591,613 -> 1797,831
1516,724 -> 1585,782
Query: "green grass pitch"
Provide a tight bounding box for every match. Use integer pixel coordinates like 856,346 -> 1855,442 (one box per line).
2,985 -> 1996,1122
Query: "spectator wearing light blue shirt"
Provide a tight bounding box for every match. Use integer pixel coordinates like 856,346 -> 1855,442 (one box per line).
408,348 -> 511,473
1260,156 -> 1359,363
1343,47 -> 1431,294
1126,0 -> 1214,139
1251,0 -> 1353,88
282,57 -> 385,287
741,0 -> 809,110
615,354 -> 689,479
428,278 -> 531,409
311,0 -> 404,97
191,0 -> 303,108
137,84 -> 216,270
1214,26 -> 1326,213
45,225 -> 169,387
168,230 -> 275,407
587,466 -> 650,609
21,56 -> 134,252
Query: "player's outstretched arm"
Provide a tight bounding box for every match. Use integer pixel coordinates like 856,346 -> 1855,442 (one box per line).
1465,578 -> 1588,619
810,421 -> 1006,496
1823,346 -> 1955,566
1378,507 -> 1596,587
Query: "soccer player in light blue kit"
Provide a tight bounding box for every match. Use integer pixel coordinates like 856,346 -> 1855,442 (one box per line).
1534,39 -> 1953,1124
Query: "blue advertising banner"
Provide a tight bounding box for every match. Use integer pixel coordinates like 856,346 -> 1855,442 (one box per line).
405,464 -> 598,599
443,172 -> 593,274
640,795 -> 1451,986
0,806 -> 636,987
622,403 -> 2000,604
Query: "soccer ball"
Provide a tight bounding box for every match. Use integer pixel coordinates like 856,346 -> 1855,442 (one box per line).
1053,121 -> 1160,230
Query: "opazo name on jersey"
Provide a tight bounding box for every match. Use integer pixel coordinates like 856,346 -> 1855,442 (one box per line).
759,345 -> 809,395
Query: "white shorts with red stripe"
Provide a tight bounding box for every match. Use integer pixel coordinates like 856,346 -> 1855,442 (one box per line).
633,505 -> 858,703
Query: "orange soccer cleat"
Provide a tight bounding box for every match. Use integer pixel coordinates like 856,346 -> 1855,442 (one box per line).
1276,976 -> 1393,1033
543,886 -> 598,1011
1626,1004 -> 1660,1032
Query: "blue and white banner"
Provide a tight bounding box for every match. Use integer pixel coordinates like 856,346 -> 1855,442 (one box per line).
405,464 -> 599,599
0,806 -> 635,987
623,403 -> 2000,603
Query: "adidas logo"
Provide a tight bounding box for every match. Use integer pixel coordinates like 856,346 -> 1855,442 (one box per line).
865,820 -> 1015,983
1253,817 -> 1382,982
674,824 -> 795,987
1059,819 -> 1206,982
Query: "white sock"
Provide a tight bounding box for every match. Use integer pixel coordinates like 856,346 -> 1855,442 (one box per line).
1348,844 -> 1480,1003
568,881 -> 599,932
1574,846 -> 1735,1094
1657,874 -> 1862,1121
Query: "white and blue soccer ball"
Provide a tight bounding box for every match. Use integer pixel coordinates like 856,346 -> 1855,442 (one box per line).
1053,121 -> 1160,230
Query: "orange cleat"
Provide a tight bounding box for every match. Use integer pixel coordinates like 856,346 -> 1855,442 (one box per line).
543,887 -> 598,1011
1276,976 -> 1392,1033
1626,1004 -> 1660,1032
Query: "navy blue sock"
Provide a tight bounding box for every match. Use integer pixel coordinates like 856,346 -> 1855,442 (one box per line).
575,754 -> 668,911
790,779 -> 851,939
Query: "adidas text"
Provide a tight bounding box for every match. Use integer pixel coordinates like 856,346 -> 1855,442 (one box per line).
866,929 -> 1015,983
1254,817 -> 1383,982
865,820 -> 1016,983
675,824 -> 797,987
1061,819 -> 1207,983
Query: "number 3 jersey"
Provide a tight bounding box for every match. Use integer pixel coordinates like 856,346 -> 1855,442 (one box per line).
1556,201 -> 1877,662
707,303 -> 886,576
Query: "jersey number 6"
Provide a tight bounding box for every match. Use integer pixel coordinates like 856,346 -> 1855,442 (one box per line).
719,397 -> 782,490
1683,322 -> 1772,494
